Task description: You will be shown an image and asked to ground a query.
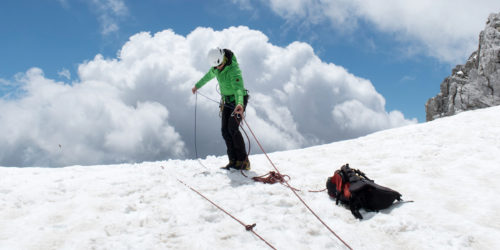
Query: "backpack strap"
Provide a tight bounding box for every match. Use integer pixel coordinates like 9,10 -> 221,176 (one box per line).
335,170 -> 345,205
354,169 -> 373,182
349,200 -> 363,219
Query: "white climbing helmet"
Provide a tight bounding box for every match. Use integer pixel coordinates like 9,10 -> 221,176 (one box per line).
207,47 -> 225,67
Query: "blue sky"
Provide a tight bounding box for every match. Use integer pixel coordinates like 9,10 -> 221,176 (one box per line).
0,0 -> 498,167
2,0 -> 479,121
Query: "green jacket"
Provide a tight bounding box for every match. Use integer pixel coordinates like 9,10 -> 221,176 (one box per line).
195,49 -> 246,106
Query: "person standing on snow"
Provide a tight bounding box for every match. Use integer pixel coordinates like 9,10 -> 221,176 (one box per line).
192,47 -> 250,170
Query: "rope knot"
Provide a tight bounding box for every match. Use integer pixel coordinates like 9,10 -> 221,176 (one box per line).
245,223 -> 256,231
252,171 -> 290,184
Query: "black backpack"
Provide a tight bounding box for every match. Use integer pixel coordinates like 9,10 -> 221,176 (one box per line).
326,164 -> 402,219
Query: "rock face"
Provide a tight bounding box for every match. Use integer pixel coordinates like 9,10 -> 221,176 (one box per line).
426,12 -> 500,121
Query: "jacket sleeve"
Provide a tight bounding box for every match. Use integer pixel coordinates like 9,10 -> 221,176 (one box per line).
195,69 -> 215,89
229,62 -> 245,106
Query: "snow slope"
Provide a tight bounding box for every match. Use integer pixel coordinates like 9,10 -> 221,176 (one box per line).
1,106 -> 500,250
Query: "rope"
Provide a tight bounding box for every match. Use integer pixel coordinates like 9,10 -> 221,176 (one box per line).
195,90 -> 252,174
194,92 -> 208,169
194,92 -> 199,158
233,114 -> 252,177
197,91 -> 221,104
177,178 -> 277,250
308,188 -> 327,193
251,171 -> 302,192
252,171 -> 290,184
241,117 -> 353,250
194,91 -> 352,249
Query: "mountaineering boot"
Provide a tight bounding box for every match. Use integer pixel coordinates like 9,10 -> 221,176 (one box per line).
221,160 -> 236,170
234,159 -> 251,170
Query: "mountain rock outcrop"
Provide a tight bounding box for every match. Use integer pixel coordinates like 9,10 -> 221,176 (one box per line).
426,12 -> 500,121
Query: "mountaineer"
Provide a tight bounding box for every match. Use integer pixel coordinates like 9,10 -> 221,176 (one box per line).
192,47 -> 250,170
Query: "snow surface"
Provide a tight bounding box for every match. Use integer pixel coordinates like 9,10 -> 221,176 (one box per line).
1,106 -> 500,250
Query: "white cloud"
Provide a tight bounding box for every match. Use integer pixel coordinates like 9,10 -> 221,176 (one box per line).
400,75 -> 416,83
231,0 -> 254,10
332,99 -> 411,136
91,0 -> 128,35
0,78 -> 24,99
0,67 -> 185,167
58,68 -> 71,80
57,0 -> 128,35
0,78 -> 11,89
238,0 -> 498,64
0,26 -> 415,167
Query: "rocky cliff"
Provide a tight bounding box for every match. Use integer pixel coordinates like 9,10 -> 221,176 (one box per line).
426,12 -> 500,121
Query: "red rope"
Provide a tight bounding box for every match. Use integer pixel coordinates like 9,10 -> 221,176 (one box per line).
237,117 -> 324,193
193,93 -> 351,249
252,171 -> 289,184
252,171 -> 302,192
177,178 -> 277,250
308,188 -> 328,193
240,117 -> 353,250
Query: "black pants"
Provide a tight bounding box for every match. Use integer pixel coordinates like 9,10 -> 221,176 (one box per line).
221,96 -> 248,162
